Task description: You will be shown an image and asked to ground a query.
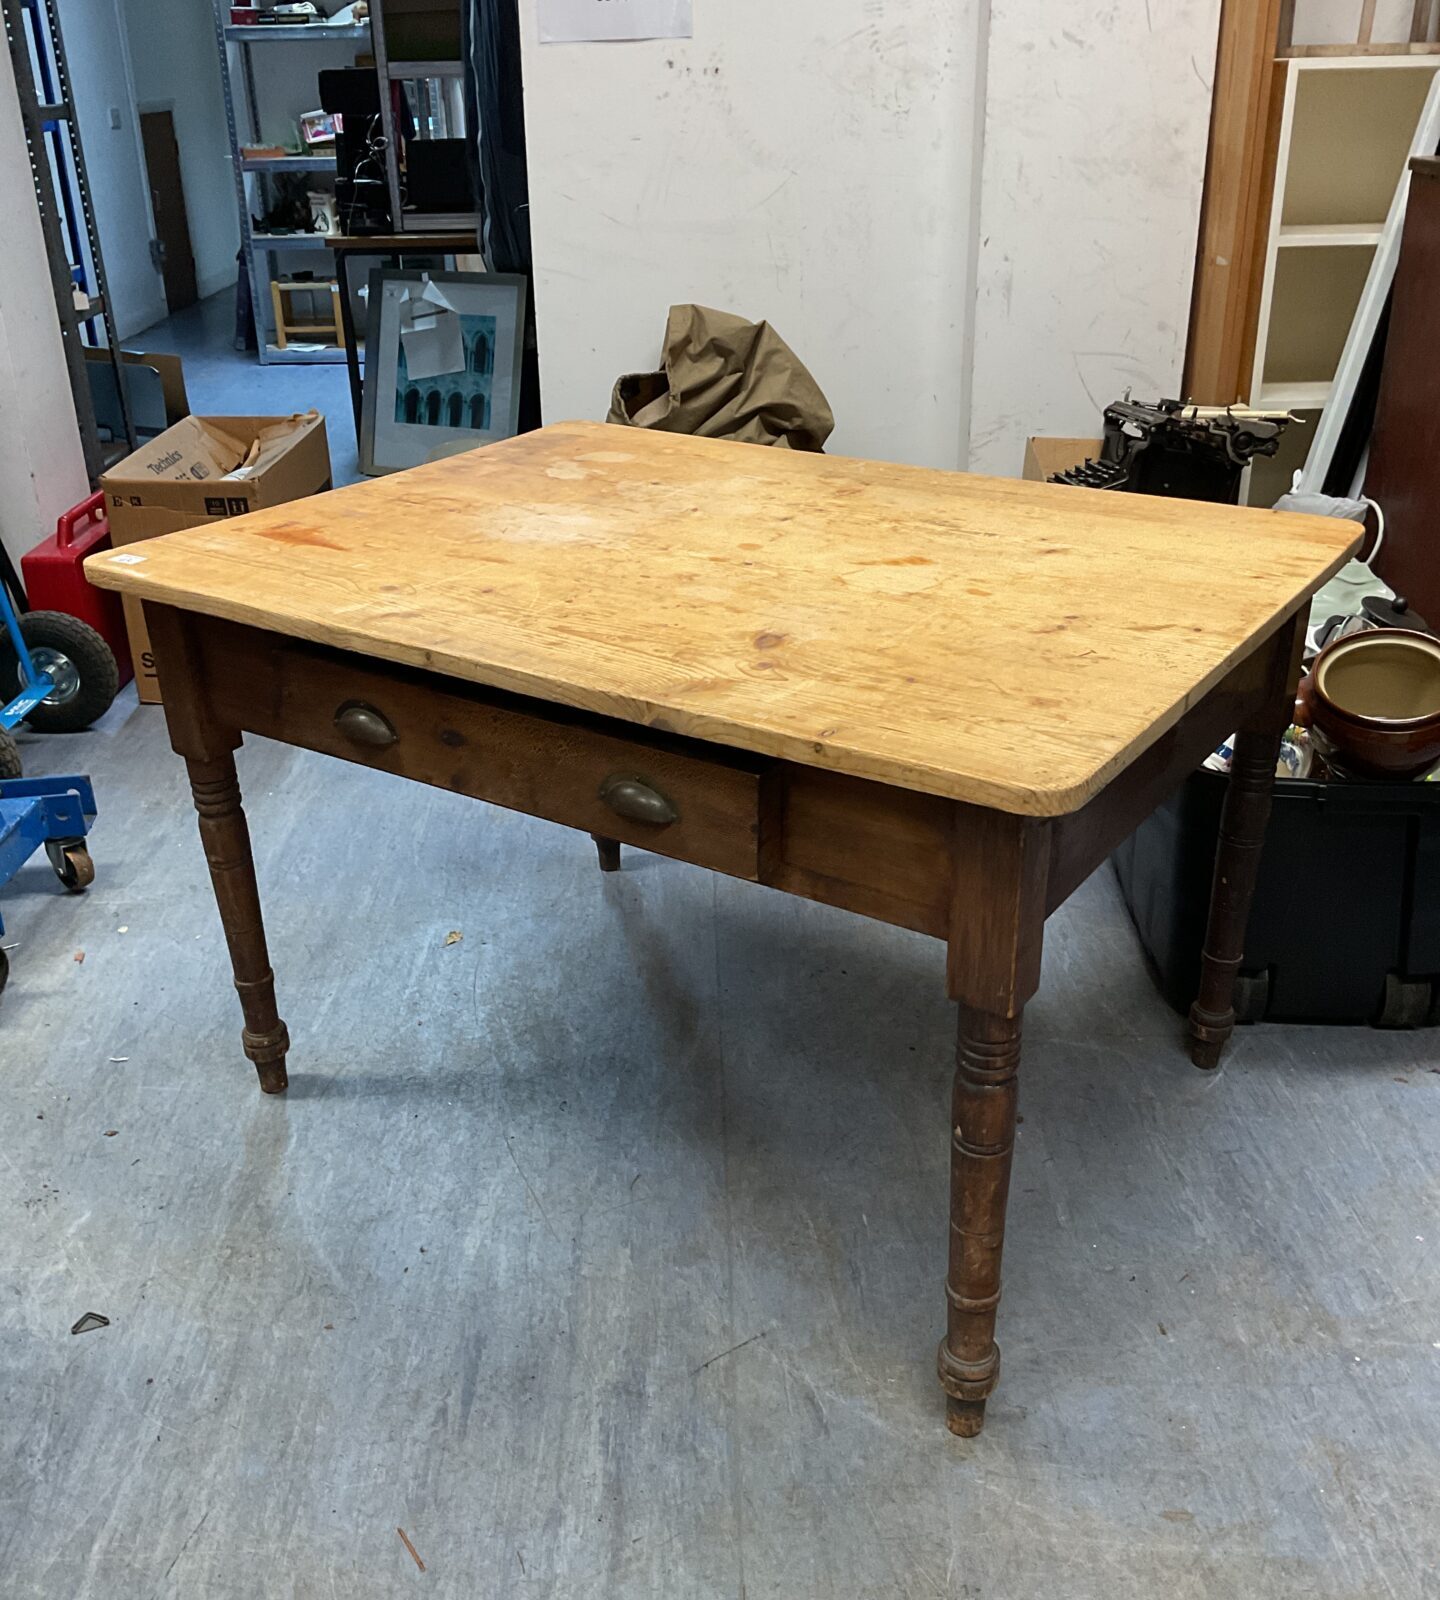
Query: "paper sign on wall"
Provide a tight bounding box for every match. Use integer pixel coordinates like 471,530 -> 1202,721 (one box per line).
538,0 -> 692,43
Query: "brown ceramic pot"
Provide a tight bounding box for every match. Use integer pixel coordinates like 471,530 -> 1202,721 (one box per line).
1298,629 -> 1440,779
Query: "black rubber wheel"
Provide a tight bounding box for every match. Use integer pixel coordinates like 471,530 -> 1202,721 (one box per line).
0,611 -> 119,733
0,726 -> 19,779
1377,972 -> 1433,1029
45,837 -> 94,892
0,944 -> 8,996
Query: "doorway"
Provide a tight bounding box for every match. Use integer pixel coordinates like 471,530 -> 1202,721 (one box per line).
138,108 -> 197,315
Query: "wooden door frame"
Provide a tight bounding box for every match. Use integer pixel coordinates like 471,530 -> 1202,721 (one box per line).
1183,0 -> 1286,405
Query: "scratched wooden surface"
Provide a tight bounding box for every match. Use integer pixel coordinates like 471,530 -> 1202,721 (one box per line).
87,422 -> 1358,815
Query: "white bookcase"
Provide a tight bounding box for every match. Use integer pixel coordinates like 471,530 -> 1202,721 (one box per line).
1246,55 -> 1440,502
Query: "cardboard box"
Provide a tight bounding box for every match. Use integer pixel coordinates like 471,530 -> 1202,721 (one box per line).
84,346 -> 190,429
1022,436 -> 1101,483
101,412 -> 331,702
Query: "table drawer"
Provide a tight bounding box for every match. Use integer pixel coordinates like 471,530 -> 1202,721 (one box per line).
199,621 -> 776,881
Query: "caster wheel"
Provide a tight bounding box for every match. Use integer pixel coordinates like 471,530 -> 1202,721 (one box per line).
0,726 -> 19,779
45,838 -> 93,892
0,611 -> 119,733
1377,972 -> 1432,1029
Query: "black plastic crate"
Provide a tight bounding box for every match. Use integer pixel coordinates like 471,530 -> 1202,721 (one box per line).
1113,769 -> 1440,1026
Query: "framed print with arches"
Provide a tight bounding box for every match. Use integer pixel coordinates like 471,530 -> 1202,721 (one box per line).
360,269 -> 528,475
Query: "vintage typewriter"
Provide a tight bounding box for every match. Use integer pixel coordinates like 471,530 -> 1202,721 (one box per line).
1051,396 -> 1294,504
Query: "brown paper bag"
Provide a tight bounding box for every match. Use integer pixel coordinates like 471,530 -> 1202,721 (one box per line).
608,304 -> 834,451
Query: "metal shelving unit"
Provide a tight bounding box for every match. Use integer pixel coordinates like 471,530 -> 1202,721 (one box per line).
389,59 -> 464,77
2,0 -> 135,480
212,2 -> 478,365
249,231 -> 334,248
371,1 -> 479,235
241,153 -> 338,173
223,21 -> 368,42
211,6 -> 370,365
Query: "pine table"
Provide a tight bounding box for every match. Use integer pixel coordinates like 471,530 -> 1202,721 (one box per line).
88,422 -> 1358,1435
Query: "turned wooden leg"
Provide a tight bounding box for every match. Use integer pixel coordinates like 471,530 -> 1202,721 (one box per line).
146,603 -> 290,1097
1186,723 -> 1284,1068
591,833 -> 621,873
1187,617 -> 1304,1070
938,1005 -> 1021,1436
187,753 -> 290,1094
940,807 -> 1049,1437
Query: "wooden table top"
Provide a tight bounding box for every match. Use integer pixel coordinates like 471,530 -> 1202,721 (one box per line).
88,422 -> 1358,815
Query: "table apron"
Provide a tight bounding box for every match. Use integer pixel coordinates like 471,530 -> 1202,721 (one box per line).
195,617 -> 776,881
161,610 -> 1295,950
180,614 -> 957,935
1045,629 -> 1286,914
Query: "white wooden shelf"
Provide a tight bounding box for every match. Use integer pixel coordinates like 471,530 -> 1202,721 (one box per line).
1257,380 -> 1333,409
1277,221 -> 1384,246
1245,55 -> 1440,502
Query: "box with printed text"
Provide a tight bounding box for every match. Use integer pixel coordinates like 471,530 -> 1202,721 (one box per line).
100,412 -> 331,702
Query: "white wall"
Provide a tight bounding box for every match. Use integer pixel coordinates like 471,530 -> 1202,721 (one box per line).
967,0 -> 1219,474
520,0 -> 1221,477
518,0 -> 984,469
122,0 -> 239,303
0,42 -> 90,568
54,0 -> 166,339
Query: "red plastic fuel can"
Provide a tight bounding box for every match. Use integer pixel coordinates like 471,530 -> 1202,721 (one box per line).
19,493 -> 133,686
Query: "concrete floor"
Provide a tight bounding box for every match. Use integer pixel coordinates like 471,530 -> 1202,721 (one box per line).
3,685 -> 1439,1598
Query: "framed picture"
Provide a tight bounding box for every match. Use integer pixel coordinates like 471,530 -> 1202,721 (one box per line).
359,269 -> 528,476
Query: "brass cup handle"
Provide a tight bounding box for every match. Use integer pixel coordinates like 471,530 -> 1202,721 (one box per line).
598,774 -> 677,827
335,701 -> 398,748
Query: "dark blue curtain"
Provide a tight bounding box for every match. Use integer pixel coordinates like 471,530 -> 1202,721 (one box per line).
464,0 -> 531,276
464,0 -> 539,426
